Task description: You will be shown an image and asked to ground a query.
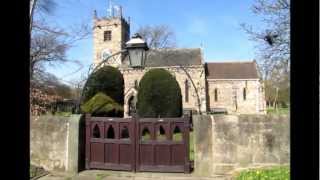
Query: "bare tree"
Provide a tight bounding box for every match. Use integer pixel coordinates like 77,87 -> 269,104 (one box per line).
30,20 -> 90,78
136,25 -> 176,49
242,0 -> 290,109
241,0 -> 290,79
30,0 -> 91,116
30,0 -> 90,79
30,0 -> 57,31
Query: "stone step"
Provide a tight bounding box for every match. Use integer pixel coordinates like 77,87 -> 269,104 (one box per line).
38,170 -> 233,180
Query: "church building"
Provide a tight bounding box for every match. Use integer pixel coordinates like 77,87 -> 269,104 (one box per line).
92,7 -> 266,117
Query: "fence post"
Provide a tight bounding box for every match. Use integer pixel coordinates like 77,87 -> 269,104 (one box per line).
133,114 -> 139,172
184,115 -> 191,173
85,113 -> 91,169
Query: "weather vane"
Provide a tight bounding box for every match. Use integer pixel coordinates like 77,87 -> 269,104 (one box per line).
107,0 -> 122,18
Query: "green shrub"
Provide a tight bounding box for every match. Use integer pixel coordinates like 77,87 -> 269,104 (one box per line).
82,66 -> 124,105
81,92 -> 123,117
137,68 -> 182,118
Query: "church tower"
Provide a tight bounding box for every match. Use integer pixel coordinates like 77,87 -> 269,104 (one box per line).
92,4 -> 130,67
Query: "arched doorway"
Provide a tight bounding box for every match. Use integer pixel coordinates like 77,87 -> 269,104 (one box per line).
124,87 -> 138,117
128,95 -> 137,116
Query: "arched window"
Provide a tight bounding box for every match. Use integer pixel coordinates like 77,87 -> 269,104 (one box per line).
128,96 -> 136,116
157,125 -> 166,140
141,127 -> 151,141
214,88 -> 218,102
134,80 -> 138,89
93,124 -> 100,138
106,126 -> 115,139
120,126 -> 130,139
173,126 -> 183,141
185,79 -> 189,102
243,88 -> 247,101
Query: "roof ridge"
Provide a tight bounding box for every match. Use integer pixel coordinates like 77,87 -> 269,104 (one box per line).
206,61 -> 254,64
150,48 -> 201,51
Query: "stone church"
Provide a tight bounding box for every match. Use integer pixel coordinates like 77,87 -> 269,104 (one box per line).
92,8 -> 266,117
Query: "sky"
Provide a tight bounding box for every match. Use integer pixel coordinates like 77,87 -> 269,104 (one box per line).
42,0 -> 264,85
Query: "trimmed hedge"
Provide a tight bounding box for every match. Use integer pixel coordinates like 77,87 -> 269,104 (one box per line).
137,68 -> 182,117
81,92 -> 123,117
82,66 -> 124,105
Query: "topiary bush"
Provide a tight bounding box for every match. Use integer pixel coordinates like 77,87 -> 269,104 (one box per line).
81,92 -> 123,117
137,68 -> 182,118
82,66 -> 124,105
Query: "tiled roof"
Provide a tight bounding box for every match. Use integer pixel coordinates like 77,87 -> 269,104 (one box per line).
123,48 -> 202,67
205,61 -> 259,79
145,48 -> 202,67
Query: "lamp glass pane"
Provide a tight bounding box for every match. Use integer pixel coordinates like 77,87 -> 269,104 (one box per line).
129,49 -> 143,67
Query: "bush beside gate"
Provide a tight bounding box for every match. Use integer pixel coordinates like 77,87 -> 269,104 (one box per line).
81,66 -> 124,117
82,66 -> 124,105
137,68 -> 182,118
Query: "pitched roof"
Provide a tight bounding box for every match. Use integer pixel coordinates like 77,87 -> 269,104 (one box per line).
123,48 -> 202,67
146,48 -> 202,67
206,61 -> 259,79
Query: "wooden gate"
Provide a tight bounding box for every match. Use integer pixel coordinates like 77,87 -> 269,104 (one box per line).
85,114 -> 190,173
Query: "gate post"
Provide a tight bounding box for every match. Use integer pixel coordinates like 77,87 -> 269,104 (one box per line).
184,115 -> 191,173
132,114 -> 139,172
85,113 -> 91,170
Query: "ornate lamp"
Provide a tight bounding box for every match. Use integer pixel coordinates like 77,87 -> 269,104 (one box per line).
125,33 -> 149,67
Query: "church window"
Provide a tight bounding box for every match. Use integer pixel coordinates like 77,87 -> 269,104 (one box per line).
104,31 -> 112,41
128,96 -> 136,116
243,88 -> 247,100
185,79 -> 189,102
134,80 -> 138,89
214,88 -> 218,102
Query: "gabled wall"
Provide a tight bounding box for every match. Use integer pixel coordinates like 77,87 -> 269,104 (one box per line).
120,65 -> 207,117
207,79 -> 266,114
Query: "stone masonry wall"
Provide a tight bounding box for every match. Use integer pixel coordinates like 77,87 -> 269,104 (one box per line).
193,114 -> 289,176
207,79 -> 266,114
93,17 -> 129,67
30,115 -> 82,174
120,65 -> 207,117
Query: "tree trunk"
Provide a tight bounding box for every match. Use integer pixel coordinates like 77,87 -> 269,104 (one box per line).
274,87 -> 279,111
30,0 -> 38,32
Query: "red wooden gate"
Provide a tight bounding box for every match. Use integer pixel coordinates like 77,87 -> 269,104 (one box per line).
85,115 -> 135,171
85,114 -> 190,173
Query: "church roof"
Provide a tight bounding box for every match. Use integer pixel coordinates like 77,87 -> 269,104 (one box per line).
143,48 -> 202,67
205,61 -> 259,79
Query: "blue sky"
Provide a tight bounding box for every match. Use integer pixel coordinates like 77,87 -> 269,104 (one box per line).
43,0 -> 264,85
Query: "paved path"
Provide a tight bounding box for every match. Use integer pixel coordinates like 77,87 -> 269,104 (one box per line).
38,170 -> 233,180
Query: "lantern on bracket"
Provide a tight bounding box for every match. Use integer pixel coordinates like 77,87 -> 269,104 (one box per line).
125,33 -> 149,68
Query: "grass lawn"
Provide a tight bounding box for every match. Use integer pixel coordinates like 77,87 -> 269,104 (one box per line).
267,107 -> 289,115
234,166 -> 290,180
